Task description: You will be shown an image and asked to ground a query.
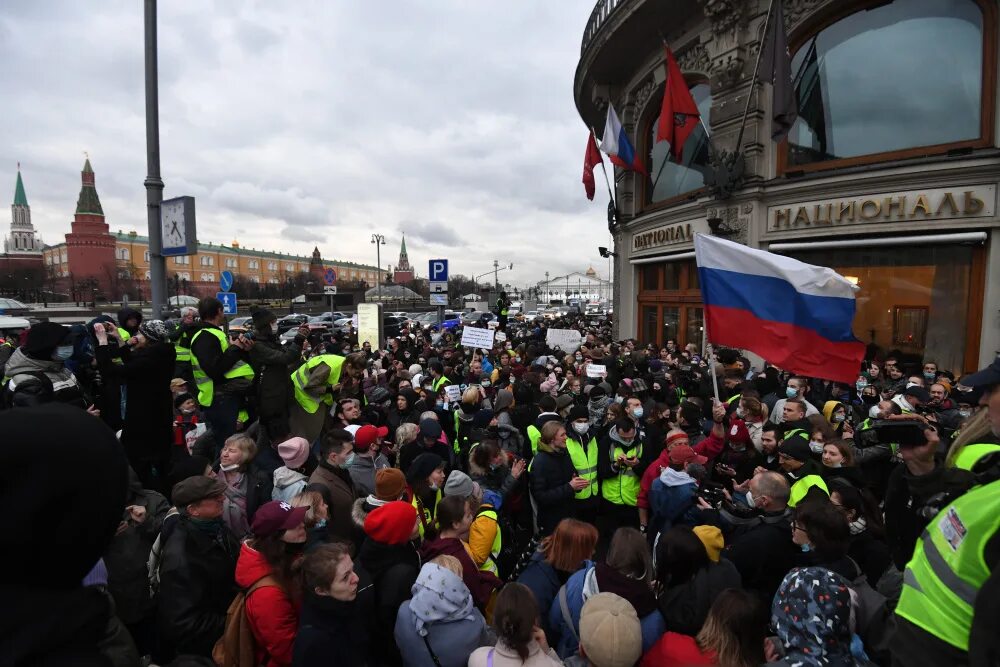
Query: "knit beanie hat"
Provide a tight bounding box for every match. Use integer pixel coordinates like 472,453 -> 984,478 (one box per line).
138,319 -> 170,343
406,453 -> 444,485
277,436 -> 310,470
779,437 -> 812,463
444,470 -> 480,499
174,393 -> 195,409
375,468 -> 407,501
364,501 -> 418,545
693,525 -> 724,562
568,405 -> 589,422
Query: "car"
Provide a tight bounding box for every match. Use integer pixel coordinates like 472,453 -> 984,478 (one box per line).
460,311 -> 491,325
228,315 -> 253,335
331,317 -> 353,334
0,315 -> 30,340
276,313 -> 309,334
383,315 -> 409,337
428,312 -> 462,332
0,297 -> 29,316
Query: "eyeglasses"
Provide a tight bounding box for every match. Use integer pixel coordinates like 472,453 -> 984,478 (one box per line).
790,521 -> 805,532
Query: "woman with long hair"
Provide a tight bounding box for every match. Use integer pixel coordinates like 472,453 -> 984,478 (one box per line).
829,482 -> 891,586
469,583 -> 562,667
641,588 -> 768,667
550,527 -> 665,659
517,518 -> 599,643
529,421 -> 588,536
234,500 -> 309,667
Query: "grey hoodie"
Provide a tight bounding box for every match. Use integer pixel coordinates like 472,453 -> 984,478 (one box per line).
4,348 -> 84,406
271,466 -> 307,503
347,452 -> 391,498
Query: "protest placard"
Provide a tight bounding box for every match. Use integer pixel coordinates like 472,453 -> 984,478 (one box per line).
546,328 -> 583,352
461,326 -> 496,349
444,385 -> 462,402
495,331 -> 507,342
586,364 -> 607,378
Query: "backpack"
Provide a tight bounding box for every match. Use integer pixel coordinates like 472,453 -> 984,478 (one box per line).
476,506 -> 519,580
212,575 -> 279,667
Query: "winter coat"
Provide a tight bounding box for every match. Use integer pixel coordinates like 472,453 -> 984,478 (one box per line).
847,526 -> 892,587
640,632 -> 717,667
469,456 -> 520,500
647,467 -> 699,534
399,440 -> 454,478
103,470 -> 170,624
347,451 -> 391,498
248,334 -> 302,438
156,517 -> 239,659
10,584 -> 118,667
234,542 -> 299,667
3,347 -> 87,408
549,564 -> 665,659
637,449 -> 672,510
419,536 -> 501,611
496,411 -> 525,456
308,461 -> 360,547
214,462 -> 274,538
657,559 -> 742,636
723,508 -> 801,603
529,448 -> 578,536
95,341 -> 176,463
357,538 -> 422,666
469,640 -> 563,667
293,568 -> 375,667
394,574 -> 493,667
516,552 -> 575,642
272,466 -> 308,503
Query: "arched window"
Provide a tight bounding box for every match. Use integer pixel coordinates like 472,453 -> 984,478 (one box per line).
118,247 -> 130,261
783,0 -> 992,171
645,80 -> 713,205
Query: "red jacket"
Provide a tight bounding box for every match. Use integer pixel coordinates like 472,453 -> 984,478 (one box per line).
638,449 -> 672,510
640,632 -> 717,667
234,542 -> 300,667
694,429 -> 725,461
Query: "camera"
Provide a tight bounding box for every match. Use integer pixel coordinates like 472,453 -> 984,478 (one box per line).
868,420 -> 930,447
697,482 -> 728,508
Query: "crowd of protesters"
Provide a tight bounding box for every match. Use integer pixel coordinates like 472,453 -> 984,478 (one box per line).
1,295 -> 999,667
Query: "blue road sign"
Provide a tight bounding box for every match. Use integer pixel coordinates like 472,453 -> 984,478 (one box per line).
217,292 -> 237,315
220,270 -> 234,292
324,267 -> 337,285
429,259 -> 448,282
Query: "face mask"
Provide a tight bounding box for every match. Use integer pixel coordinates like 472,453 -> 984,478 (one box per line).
314,518 -> 327,529
575,355 -> 583,362
614,396 -> 624,404
482,380 -> 491,388
800,543 -> 812,553
958,409 -> 971,419
809,440 -> 824,454
572,422 -> 589,435
826,461 -> 842,468
869,405 -> 881,419
181,407 -> 196,415
924,372 -> 936,381
735,406 -> 745,419
632,407 -> 644,419
833,414 -> 846,423
271,323 -> 279,334
745,490 -> 756,508
428,483 -> 439,491
53,345 -> 73,361
219,463 -> 240,472
785,387 -> 798,399
514,357 -> 521,363
339,452 -> 356,469
906,381 -> 918,389
856,381 -> 868,393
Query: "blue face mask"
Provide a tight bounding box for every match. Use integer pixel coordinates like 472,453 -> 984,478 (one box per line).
338,452 -> 356,469
632,407 -> 644,419
801,543 -> 812,553
53,345 -> 74,361
314,518 -> 327,529
785,387 -> 798,399
856,381 -> 867,393
924,371 -> 936,381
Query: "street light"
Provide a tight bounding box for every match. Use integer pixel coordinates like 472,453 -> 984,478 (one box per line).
371,233 -> 386,302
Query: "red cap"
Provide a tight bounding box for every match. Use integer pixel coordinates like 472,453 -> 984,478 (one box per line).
728,420 -> 751,446
354,424 -> 389,452
364,501 -> 418,545
669,444 -> 707,466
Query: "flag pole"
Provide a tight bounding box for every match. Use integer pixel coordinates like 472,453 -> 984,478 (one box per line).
704,316 -> 721,403
733,0 -> 776,156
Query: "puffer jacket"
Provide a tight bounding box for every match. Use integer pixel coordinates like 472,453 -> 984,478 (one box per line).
271,466 -> 307,503
528,448 -> 577,536
234,542 -> 298,667
657,559 -> 742,635
3,347 -> 87,408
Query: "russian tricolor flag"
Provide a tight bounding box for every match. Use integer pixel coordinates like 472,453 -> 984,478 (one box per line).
694,234 -> 865,384
601,103 -> 646,174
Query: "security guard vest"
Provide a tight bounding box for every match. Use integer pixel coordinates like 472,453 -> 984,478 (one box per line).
290,354 -> 346,414
190,328 -> 254,407
953,443 -> 1000,472
602,441 -> 643,506
896,479 -> 1000,651
788,474 -> 829,508
174,327 -> 193,364
432,375 -> 450,392
527,424 -> 541,456
726,393 -> 741,406
566,433 -> 598,500
411,487 -> 442,539
496,298 -> 508,316
476,506 -> 503,576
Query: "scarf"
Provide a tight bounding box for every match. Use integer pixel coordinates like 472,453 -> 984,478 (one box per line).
188,516 -> 225,536
588,396 -> 611,426
771,567 -> 862,667
408,562 -> 476,637
848,516 -> 868,536
583,562 -> 657,618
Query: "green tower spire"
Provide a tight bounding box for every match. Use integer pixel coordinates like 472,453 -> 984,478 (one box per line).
400,234 -> 407,255
75,158 -> 104,216
13,168 -> 27,207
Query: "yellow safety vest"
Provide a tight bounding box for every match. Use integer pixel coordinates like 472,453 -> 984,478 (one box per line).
527,425 -> 541,456
174,328 -> 193,364
566,434 -> 598,500
290,354 -> 346,414
411,488 -> 442,539
190,327 -> 255,407
788,474 -> 829,508
602,442 -> 643,506
432,375 -> 450,392
726,393 -> 741,406
476,506 -> 502,576
952,443 -> 1000,472
896,479 -> 1000,651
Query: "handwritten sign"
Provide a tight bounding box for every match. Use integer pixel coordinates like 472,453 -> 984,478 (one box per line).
444,385 -> 462,402
586,364 -> 607,378
495,332 -> 507,343
546,328 -> 583,352
461,326 -> 496,349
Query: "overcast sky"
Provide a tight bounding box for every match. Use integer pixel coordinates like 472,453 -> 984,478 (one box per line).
0,1 -> 614,287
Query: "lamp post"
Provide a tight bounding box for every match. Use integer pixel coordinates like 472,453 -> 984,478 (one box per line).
544,271 -> 549,304
144,0 -> 167,318
371,233 -> 386,302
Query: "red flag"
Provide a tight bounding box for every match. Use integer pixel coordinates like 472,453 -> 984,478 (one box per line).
582,132 -> 603,200
657,45 -> 700,162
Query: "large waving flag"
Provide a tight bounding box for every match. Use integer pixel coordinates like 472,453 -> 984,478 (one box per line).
582,131 -> 603,200
657,45 -> 701,161
601,103 -> 646,174
694,234 -> 864,383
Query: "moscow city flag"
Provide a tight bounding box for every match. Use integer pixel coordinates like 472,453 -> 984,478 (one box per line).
657,45 -> 701,161
582,132 -> 603,200
695,234 -> 865,384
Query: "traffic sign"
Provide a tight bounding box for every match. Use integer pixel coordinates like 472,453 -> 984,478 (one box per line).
323,285 -> 337,294
217,292 -> 237,315
324,267 -> 337,285
430,293 -> 448,306
429,259 -> 448,282
429,281 -> 447,293
220,270 -> 234,292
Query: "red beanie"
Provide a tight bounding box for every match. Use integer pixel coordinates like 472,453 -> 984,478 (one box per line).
364,501 -> 418,545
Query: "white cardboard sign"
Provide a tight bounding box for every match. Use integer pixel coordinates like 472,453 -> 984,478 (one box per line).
461,326 -> 496,349
444,385 -> 462,402
586,364 -> 607,378
546,328 -> 583,352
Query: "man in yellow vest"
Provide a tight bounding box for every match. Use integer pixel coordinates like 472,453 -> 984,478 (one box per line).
172,306 -> 198,388
597,418 -> 651,547
288,351 -> 367,443
190,296 -> 255,452
566,405 -> 600,525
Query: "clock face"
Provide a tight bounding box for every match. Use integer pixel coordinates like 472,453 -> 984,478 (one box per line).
161,200 -> 186,249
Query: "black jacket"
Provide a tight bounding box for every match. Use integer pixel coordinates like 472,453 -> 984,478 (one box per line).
529,449 -> 577,535
156,517 -> 239,659
398,440 -> 453,477
357,538 -> 421,666
95,341 -> 176,461
293,568 -> 375,667
723,508 -> 801,603
847,527 -> 892,586
248,333 -> 302,422
658,559 -> 742,636
190,324 -> 249,389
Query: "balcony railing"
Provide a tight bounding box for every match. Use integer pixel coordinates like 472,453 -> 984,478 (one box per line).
581,0 -> 633,54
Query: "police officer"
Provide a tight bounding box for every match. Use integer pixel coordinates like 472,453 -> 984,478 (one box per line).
495,291 -> 511,331
289,351 -> 367,444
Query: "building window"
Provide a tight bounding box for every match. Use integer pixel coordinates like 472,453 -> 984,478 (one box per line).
60,252 -> 67,263
249,260 -> 259,269
143,250 -> 150,262
117,248 -> 130,261
179,272 -> 190,281
200,256 -> 214,267
267,261 -> 277,270
225,258 -> 237,268
174,256 -> 189,266
286,263 -> 294,271
635,260 -> 703,349
784,0 -> 991,171
644,81 -> 713,205
201,272 -> 215,282
144,271 -> 151,280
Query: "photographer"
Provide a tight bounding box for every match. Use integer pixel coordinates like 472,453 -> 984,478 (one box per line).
883,415 -> 976,571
